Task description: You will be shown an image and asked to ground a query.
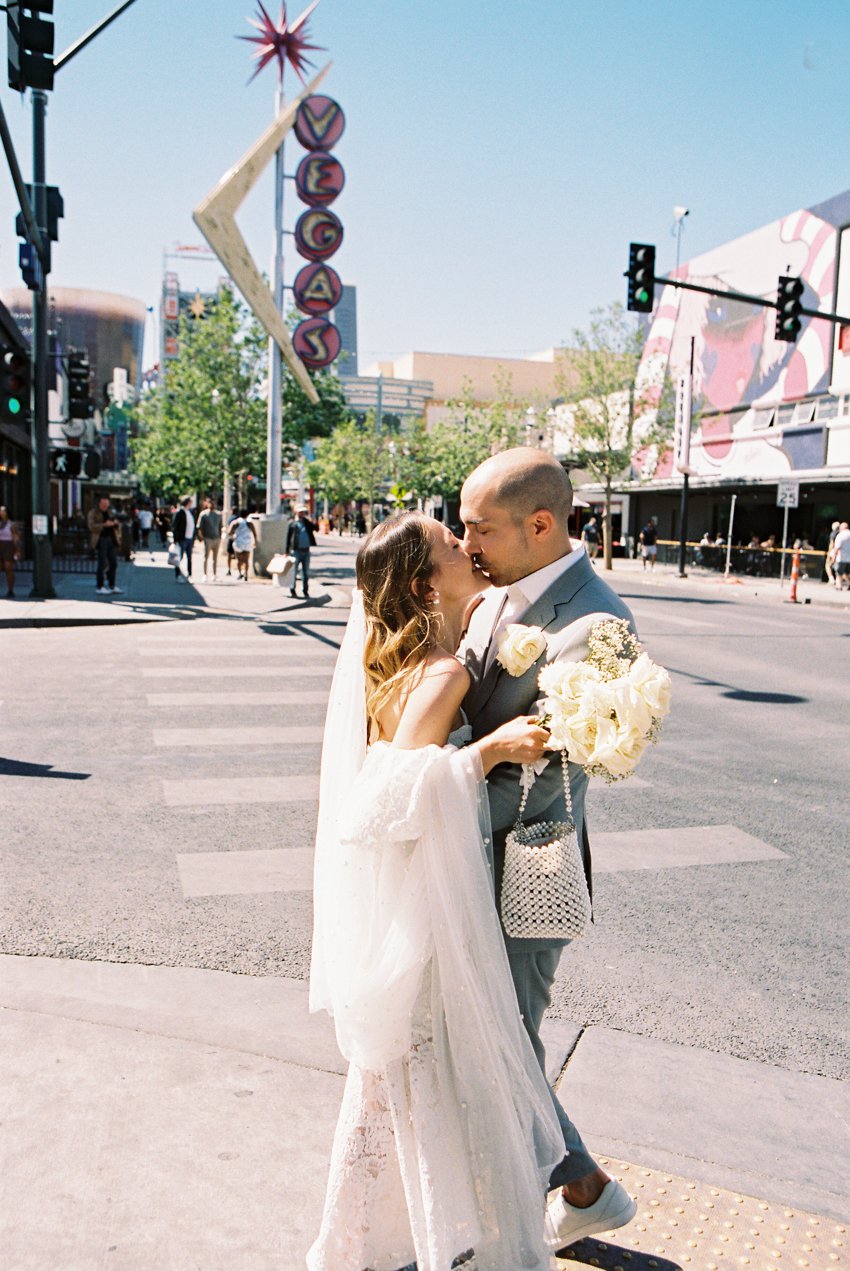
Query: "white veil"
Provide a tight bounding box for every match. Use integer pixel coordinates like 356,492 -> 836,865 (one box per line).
309,589 -> 563,1269
309,588 -> 368,1023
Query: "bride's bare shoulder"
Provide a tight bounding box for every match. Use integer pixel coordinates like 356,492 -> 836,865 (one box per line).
420,646 -> 471,688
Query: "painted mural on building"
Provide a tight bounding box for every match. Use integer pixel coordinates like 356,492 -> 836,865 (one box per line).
634,189 -> 850,483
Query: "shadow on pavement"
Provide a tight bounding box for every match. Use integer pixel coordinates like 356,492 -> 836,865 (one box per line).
558,1241 -> 681,1268
0,757 -> 91,780
667,665 -> 808,704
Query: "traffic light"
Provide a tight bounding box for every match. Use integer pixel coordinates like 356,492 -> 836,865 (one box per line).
0,346 -> 30,425
627,243 -> 656,313
50,448 -> 83,478
7,2 -> 54,93
68,350 -> 93,420
15,184 -> 64,242
775,276 -> 804,343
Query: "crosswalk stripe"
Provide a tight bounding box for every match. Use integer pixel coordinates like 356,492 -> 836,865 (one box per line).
143,664 -> 333,679
153,725 -> 324,747
176,847 -> 313,897
146,691 -> 329,706
137,642 -> 337,657
593,824 -> 786,872
162,774 -> 318,805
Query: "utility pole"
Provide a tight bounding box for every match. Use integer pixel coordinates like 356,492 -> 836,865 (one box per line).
267,78 -> 284,516
5,0 -> 140,597
29,88 -> 53,595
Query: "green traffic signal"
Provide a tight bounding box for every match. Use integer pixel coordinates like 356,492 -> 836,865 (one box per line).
628,243 -> 656,313
0,347 -> 28,424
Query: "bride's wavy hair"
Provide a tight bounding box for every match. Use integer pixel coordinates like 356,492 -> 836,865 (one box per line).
356,511 -> 442,734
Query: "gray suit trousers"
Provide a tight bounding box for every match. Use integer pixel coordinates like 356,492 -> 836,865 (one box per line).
504,938 -> 596,1187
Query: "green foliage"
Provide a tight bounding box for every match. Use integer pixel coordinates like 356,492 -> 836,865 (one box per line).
307,415 -> 389,512
131,290 -> 351,500
555,302 -> 671,569
131,289 -> 266,498
281,367 -> 351,451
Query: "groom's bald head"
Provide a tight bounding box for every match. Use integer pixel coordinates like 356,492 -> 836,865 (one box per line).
459,448 -> 575,585
463,448 -> 573,523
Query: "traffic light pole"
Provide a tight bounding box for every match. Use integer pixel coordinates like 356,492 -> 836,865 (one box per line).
30,87 -> 53,598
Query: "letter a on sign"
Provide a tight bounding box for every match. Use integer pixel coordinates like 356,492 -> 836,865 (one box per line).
293,262 -> 343,315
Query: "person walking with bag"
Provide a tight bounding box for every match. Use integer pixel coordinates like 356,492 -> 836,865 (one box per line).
285,505 -> 316,598
87,496 -> 123,596
171,496 -> 195,583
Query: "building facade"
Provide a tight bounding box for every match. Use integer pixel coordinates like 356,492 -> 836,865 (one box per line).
611,191 -> 850,551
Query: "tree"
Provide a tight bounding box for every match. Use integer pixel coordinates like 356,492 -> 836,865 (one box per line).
132,288 -> 266,500
132,291 -> 352,503
555,303 -> 670,570
307,415 -> 389,524
281,367 -> 351,451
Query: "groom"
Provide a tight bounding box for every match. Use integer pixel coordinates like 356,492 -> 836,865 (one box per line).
459,447 -> 637,1253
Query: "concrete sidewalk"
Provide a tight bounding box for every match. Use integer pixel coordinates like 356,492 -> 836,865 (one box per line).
1,954 -> 846,1269
0,536 -> 354,628
603,553 -> 850,611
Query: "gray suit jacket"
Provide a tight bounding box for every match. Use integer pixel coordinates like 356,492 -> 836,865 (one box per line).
462,552 -> 635,949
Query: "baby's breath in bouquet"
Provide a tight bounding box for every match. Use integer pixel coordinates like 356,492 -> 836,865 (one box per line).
537,618 -> 671,782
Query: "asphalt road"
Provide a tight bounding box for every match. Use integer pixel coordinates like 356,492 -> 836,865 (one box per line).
2,539 -> 847,1083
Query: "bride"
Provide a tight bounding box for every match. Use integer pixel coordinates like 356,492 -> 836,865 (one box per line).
307,511 -> 563,1271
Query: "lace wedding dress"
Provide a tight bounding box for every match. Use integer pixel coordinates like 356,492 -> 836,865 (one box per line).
307,731 -> 562,1271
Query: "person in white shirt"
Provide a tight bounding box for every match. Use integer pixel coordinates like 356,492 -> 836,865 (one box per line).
833,521 -> 850,591
137,506 -> 154,555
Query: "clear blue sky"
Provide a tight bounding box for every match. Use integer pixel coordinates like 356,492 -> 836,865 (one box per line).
1,0 -> 849,369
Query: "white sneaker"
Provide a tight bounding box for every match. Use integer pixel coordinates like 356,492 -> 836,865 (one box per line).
110,585 -> 124,594
96,586 -> 110,595
544,1179 -> 637,1251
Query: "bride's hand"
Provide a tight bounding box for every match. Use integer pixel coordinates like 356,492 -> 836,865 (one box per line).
473,716 -> 551,775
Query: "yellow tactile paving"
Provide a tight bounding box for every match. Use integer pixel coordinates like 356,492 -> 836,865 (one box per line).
554,1157 -> 846,1269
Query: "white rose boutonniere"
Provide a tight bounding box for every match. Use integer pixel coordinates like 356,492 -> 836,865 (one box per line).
496,623 -> 548,677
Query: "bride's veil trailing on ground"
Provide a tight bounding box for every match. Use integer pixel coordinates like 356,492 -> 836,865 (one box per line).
309,588 -> 562,1269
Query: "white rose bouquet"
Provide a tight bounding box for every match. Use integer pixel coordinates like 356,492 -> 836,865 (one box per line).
537,618 -> 671,782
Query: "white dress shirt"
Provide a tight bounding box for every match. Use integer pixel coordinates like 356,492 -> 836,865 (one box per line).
485,543 -> 586,670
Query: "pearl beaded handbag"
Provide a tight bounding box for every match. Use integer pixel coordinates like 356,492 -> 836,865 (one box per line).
501,748 -> 592,940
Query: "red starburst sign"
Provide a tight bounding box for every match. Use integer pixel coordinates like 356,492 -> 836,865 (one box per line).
240,2 -> 323,84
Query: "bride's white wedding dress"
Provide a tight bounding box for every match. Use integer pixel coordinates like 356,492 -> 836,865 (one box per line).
307,599 -> 562,1271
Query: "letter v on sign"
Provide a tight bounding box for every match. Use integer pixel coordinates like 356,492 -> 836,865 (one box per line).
192,64 -> 335,405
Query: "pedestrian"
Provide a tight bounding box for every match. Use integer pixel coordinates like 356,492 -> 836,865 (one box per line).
197,497 -> 222,582
229,508 -> 256,580
0,505 -> 20,598
286,504 -> 317,598
171,496 -> 196,583
355,510 -> 367,536
138,505 -> 154,556
131,507 -> 141,552
580,516 -> 600,561
639,517 -> 658,569
825,520 -> 841,587
833,521 -> 850,591
87,495 -> 123,595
